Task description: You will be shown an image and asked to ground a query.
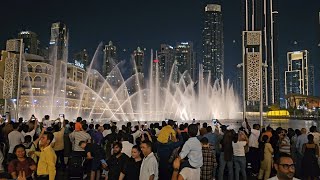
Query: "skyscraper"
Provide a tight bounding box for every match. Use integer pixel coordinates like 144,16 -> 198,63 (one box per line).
285,50 -> 309,96
73,49 -> 89,69
49,22 -> 68,61
103,41 -> 117,78
241,0 -> 279,106
309,64 -> 314,96
18,31 -> 39,55
175,42 -> 195,82
133,47 -> 144,74
158,44 -> 175,81
202,4 -> 224,82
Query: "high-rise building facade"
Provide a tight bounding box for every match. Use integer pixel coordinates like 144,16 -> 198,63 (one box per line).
158,44 -> 175,81
285,50 -> 309,96
202,4 -> 224,82
49,22 -> 68,61
73,49 -> 89,69
309,64 -> 315,96
18,31 -> 39,55
175,42 -> 195,82
241,0 -> 279,106
133,47 -> 144,74
103,41 -> 117,78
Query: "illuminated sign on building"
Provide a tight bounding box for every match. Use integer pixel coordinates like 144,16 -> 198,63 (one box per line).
74,60 -> 84,69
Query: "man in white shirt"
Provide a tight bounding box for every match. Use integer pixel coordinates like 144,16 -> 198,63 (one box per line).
140,141 -> 158,180
121,136 -> 133,157
42,115 -> 53,128
268,153 -> 299,180
22,119 -> 38,141
248,124 -> 261,175
102,124 -> 111,137
8,123 -> 24,160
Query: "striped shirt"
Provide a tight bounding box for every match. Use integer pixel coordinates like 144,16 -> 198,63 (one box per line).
69,131 -> 91,151
279,136 -> 291,155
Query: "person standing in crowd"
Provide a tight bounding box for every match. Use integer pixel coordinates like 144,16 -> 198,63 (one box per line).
104,142 -> 128,180
200,137 -> 216,180
121,135 -> 134,157
119,145 -> 143,180
52,121 -> 65,169
74,117 -> 83,131
295,128 -> 308,177
301,134 -> 320,179
157,127 -> 184,180
91,126 -> 104,145
69,124 -> 91,156
30,131 -> 57,180
268,153 -> 299,180
203,126 -> 217,151
79,140 -> 106,180
8,123 -> 25,162
8,144 -> 36,180
157,119 -> 177,144
21,118 -> 38,141
218,130 -> 234,180
103,125 -> 118,160
261,126 -> 273,141
102,124 -> 111,137
140,141 -> 158,180
279,129 -> 291,155
42,115 -> 52,129
309,126 -> 320,154
258,135 -> 273,180
178,124 -> 203,169
232,131 -> 248,180
248,124 -> 261,176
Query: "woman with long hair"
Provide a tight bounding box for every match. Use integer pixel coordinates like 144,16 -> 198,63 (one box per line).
218,130 -> 234,180
119,145 -> 143,180
7,144 -> 37,180
258,135 -> 273,180
301,134 -> 320,180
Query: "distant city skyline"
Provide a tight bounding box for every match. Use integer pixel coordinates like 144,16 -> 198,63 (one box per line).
0,0 -> 319,96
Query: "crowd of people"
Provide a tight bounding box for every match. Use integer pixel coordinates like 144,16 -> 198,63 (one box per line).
0,115 -> 319,180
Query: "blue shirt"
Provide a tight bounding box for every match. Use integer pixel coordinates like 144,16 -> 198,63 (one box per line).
179,137 -> 203,168
296,134 -> 308,154
204,132 -> 218,150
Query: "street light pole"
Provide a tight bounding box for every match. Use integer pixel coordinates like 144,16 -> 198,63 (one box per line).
16,39 -> 23,121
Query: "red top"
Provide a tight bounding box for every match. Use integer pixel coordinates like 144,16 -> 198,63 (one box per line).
8,157 -> 36,178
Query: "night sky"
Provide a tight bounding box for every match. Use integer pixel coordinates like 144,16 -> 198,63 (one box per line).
1,0 -> 319,95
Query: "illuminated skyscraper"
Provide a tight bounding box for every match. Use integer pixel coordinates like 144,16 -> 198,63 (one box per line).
285,50 -> 309,96
49,22 -> 68,61
18,31 -> 39,55
103,41 -> 117,78
133,47 -> 144,74
175,42 -> 195,82
73,49 -> 89,69
308,64 -> 314,96
158,44 -> 175,81
202,4 -> 224,82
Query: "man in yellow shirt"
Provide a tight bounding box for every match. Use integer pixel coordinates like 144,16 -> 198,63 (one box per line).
31,131 -> 57,180
157,119 -> 177,144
